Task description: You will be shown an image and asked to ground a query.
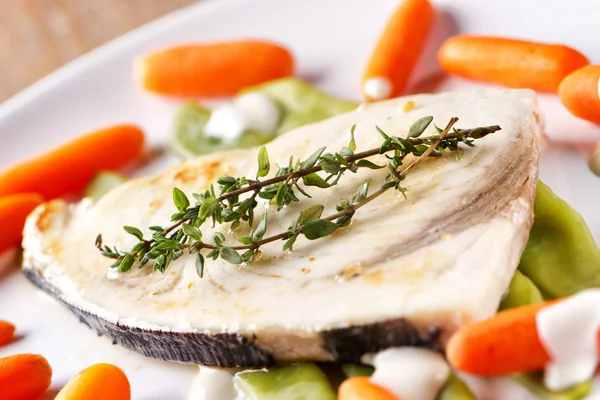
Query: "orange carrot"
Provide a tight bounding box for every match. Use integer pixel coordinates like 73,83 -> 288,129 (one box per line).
559,65 -> 600,124
136,41 -> 295,97
446,299 -> 600,375
338,376 -> 399,400
55,363 -> 130,400
361,0 -> 435,102
0,193 -> 44,253
438,36 -> 589,92
447,301 -> 551,375
0,125 -> 144,200
0,321 -> 15,346
0,354 -> 52,400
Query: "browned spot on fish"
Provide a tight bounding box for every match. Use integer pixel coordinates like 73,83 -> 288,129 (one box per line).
364,269 -> 384,284
47,240 -> 62,255
301,268 -> 311,274
148,175 -> 162,184
217,285 -> 224,291
35,204 -> 54,233
269,275 -> 281,279
309,257 -> 315,262
204,160 -> 224,182
174,168 -> 197,184
402,100 -> 415,112
155,301 -> 175,311
188,283 -> 194,290
148,198 -> 163,211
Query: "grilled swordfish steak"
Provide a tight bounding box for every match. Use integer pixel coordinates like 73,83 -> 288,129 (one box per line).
22,89 -> 541,367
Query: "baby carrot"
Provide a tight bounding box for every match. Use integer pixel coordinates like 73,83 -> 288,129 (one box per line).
0,321 -> 15,346
0,193 -> 44,253
55,363 -> 130,400
136,41 -> 295,97
338,376 -> 399,400
0,354 -> 52,400
559,65 -> 600,124
362,0 -> 435,102
438,36 -> 589,92
0,125 -> 144,200
447,300 -> 573,375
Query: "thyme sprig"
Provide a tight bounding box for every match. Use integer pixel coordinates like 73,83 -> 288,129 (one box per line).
96,117 -> 500,277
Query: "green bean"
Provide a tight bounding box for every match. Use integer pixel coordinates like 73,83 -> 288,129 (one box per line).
84,171 -> 127,202
436,373 -> 476,400
519,181 -> 600,298
235,363 -> 336,400
499,270 -> 544,310
512,372 -> 591,399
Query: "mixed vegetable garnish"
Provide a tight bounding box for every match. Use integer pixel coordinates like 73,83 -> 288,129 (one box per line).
1,0 -> 600,398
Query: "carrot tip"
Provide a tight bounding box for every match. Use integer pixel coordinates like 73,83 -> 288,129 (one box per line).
0,320 -> 16,346
55,363 -> 130,400
558,65 -> 600,124
364,77 -> 392,101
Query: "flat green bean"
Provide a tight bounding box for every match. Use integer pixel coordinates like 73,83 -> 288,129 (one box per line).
235,363 -> 336,400
499,270 -> 544,310
437,373 -> 476,400
512,372 -> 591,399
519,181 -> 600,298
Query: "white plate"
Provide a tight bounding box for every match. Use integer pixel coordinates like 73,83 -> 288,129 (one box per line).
0,0 -> 599,398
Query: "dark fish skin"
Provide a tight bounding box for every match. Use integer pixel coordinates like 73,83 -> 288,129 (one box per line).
23,267 -> 442,367
321,320 -> 443,363
23,268 -> 274,367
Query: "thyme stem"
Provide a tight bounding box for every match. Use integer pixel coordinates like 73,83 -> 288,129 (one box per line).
96,117 -> 499,275
214,124 -> 499,202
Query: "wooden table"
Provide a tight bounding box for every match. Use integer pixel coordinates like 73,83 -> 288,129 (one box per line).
0,0 -> 196,102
